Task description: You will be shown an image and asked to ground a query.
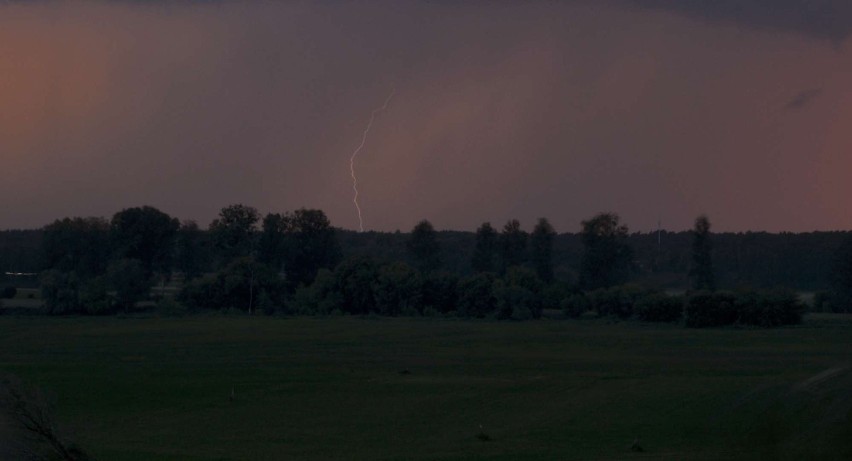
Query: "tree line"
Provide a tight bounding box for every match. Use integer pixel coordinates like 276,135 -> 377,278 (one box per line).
4,226 -> 849,292
1,204 -> 851,323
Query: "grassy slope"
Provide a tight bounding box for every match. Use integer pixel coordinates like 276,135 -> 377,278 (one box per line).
1,315 -> 851,460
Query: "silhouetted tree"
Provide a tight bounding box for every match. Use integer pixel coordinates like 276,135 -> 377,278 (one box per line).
531,218 -> 556,283
42,217 -> 110,277
219,257 -> 281,313
407,220 -> 441,272
471,222 -> 497,273
284,208 -> 342,287
209,204 -> 260,263
292,268 -> 341,315
107,259 -> 149,312
496,266 -> 545,319
374,262 -> 423,316
79,276 -> 112,315
175,220 -> 207,281
457,272 -> 497,318
579,213 -> 632,290
689,215 -> 715,291
110,206 -> 179,279
421,271 -> 459,314
10,215 -> 852,295
40,270 -> 81,314
178,258 -> 283,313
499,219 -> 527,272
335,256 -> 380,315
258,213 -> 291,271
40,217 -> 114,315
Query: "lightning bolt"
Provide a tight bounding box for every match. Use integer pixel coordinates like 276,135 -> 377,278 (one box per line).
349,87 -> 395,232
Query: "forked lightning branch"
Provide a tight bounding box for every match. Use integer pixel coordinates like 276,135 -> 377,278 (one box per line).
348,87 -> 395,232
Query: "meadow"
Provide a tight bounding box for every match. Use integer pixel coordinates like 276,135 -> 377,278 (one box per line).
1,314 -> 851,460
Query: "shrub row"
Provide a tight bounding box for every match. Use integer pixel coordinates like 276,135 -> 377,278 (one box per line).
39,259 -> 151,315
178,257 -> 287,314
684,289 -> 803,327
179,257 -> 561,320
562,285 -> 684,322
291,262 -> 550,320
561,285 -> 803,327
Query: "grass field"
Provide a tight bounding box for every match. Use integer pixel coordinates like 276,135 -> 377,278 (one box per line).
1,314 -> 851,460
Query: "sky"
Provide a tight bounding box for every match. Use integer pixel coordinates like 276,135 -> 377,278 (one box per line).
1,1 -> 851,233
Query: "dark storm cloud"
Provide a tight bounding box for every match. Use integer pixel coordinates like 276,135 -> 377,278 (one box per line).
1,1 -> 852,232
785,88 -> 823,110
622,0 -> 852,42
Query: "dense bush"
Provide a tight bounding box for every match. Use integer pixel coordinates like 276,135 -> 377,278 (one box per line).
40,270 -> 81,314
107,259 -> 150,312
685,290 -> 802,328
374,262 -> 423,316
178,274 -> 223,311
41,260 -> 155,315
155,297 -> 189,316
684,291 -> 738,327
735,289 -> 803,327
542,281 -> 573,311
561,293 -> 590,318
1,286 -> 16,299
496,267 -> 544,319
494,282 -> 537,320
288,259 -> 552,320
457,273 -> 497,318
634,293 -> 683,322
421,271 -> 459,314
178,258 -> 286,312
292,261 -> 460,317
78,276 -> 114,315
559,285 -> 683,322
292,269 -> 342,315
334,256 -> 380,315
587,284 -> 654,319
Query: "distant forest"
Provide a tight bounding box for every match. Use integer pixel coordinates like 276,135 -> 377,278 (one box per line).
1,221 -> 849,291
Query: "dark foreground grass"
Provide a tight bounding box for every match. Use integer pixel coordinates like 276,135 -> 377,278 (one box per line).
1,314 -> 851,460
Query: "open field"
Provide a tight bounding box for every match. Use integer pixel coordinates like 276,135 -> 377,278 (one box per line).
1,315 -> 851,460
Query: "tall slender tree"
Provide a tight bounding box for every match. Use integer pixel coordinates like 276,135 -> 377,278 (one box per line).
579,213 -> 632,290
471,222 -> 498,273
499,219 -> 527,272
407,220 -> 441,272
531,218 -> 556,283
689,215 -> 715,291
258,212 -> 292,271
175,220 -> 206,281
